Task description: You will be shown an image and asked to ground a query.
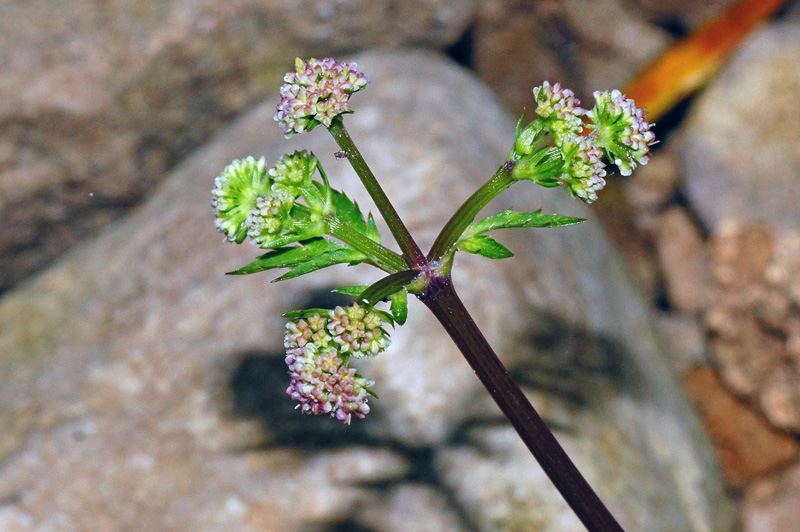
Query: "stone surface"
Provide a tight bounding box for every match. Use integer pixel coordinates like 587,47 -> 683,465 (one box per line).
655,312 -> 707,376
742,461 -> 800,532
0,50 -> 732,531
704,222 -> 800,432
655,207 -> 710,314
0,0 -> 476,294
683,367 -> 798,490
680,23 -> 800,231
474,0 -> 671,114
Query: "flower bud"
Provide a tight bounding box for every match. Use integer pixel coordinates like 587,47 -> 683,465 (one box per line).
586,90 -> 656,176
327,303 -> 391,358
268,150 -> 318,197
245,193 -> 293,247
274,57 -> 369,137
532,81 -> 585,145
285,346 -> 373,424
559,135 -> 607,203
212,156 -> 270,243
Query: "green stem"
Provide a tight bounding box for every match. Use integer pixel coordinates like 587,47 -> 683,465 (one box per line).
418,276 -> 625,532
427,163 -> 516,266
325,215 -> 406,274
360,270 -> 422,305
327,118 -> 427,269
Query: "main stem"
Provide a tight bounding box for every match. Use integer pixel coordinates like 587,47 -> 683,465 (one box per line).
419,276 -> 625,532
327,119 -> 427,269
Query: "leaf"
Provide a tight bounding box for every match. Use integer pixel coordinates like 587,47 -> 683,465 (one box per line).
331,189 -> 368,234
272,248 -> 365,282
227,237 -> 365,281
470,209 -> 585,236
389,288 -> 408,325
457,235 -> 514,259
365,212 -> 380,242
332,285 -> 369,297
283,308 -> 331,319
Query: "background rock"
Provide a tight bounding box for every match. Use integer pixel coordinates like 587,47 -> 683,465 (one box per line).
0,50 -> 732,531
680,22 -> 800,232
0,0 -> 476,295
743,462 -> 800,532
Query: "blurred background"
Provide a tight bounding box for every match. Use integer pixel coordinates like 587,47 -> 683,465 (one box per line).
1,1 -> 799,531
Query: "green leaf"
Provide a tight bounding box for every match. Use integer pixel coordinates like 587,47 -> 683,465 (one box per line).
470,209 -> 585,236
365,212 -> 380,242
457,235 -> 514,259
332,285 -> 369,297
389,288 -> 409,325
331,189 -> 368,234
273,248 -> 365,282
283,308 -> 330,319
227,237 -> 366,280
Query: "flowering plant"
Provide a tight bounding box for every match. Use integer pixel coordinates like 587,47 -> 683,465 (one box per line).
213,57 -> 655,531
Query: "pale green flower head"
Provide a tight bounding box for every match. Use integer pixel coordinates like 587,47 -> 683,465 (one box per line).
268,150 -> 318,197
211,156 -> 270,243
587,89 -> 656,176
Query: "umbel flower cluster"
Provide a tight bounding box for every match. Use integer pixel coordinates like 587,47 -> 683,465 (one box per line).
284,304 -> 391,424
213,56 -> 657,425
513,81 -> 656,202
211,150 -> 322,247
275,57 -> 370,137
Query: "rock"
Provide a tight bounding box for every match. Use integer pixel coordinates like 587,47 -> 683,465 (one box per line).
683,367 -> 798,490
655,207 -> 710,314
473,0 -> 671,114
704,222 -> 800,432
742,462 -> 800,532
680,23 -> 800,231
0,0 -> 477,294
0,50 -> 732,531
655,312 -> 708,375
625,148 -> 681,214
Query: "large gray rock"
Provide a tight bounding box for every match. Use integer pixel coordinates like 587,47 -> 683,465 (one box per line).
680,23 -> 800,232
0,0 -> 476,293
0,50 -> 732,531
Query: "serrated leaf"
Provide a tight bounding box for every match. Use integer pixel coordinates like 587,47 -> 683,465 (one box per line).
331,189 -> 368,234
227,237 -> 366,281
470,209 -> 585,236
227,237 -> 336,275
272,248 -> 365,282
365,212 -> 380,242
457,235 -> 514,259
389,288 -> 408,325
332,285 -> 369,297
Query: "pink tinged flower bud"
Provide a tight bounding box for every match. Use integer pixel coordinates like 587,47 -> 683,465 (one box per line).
559,135 -> 607,203
274,57 -> 370,138
532,81 -> 586,145
586,89 -> 656,176
327,303 -> 391,359
285,346 -> 374,424
211,156 -> 271,243
246,193 -> 293,247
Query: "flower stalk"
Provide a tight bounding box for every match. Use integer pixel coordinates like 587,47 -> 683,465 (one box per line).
327,118 -> 427,269
419,276 -> 625,532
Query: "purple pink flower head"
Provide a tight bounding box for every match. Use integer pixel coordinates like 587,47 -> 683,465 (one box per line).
275,57 -> 370,138
283,303 -> 390,423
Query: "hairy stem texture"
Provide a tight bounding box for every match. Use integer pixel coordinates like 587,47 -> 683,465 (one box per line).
419,276 -> 625,532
